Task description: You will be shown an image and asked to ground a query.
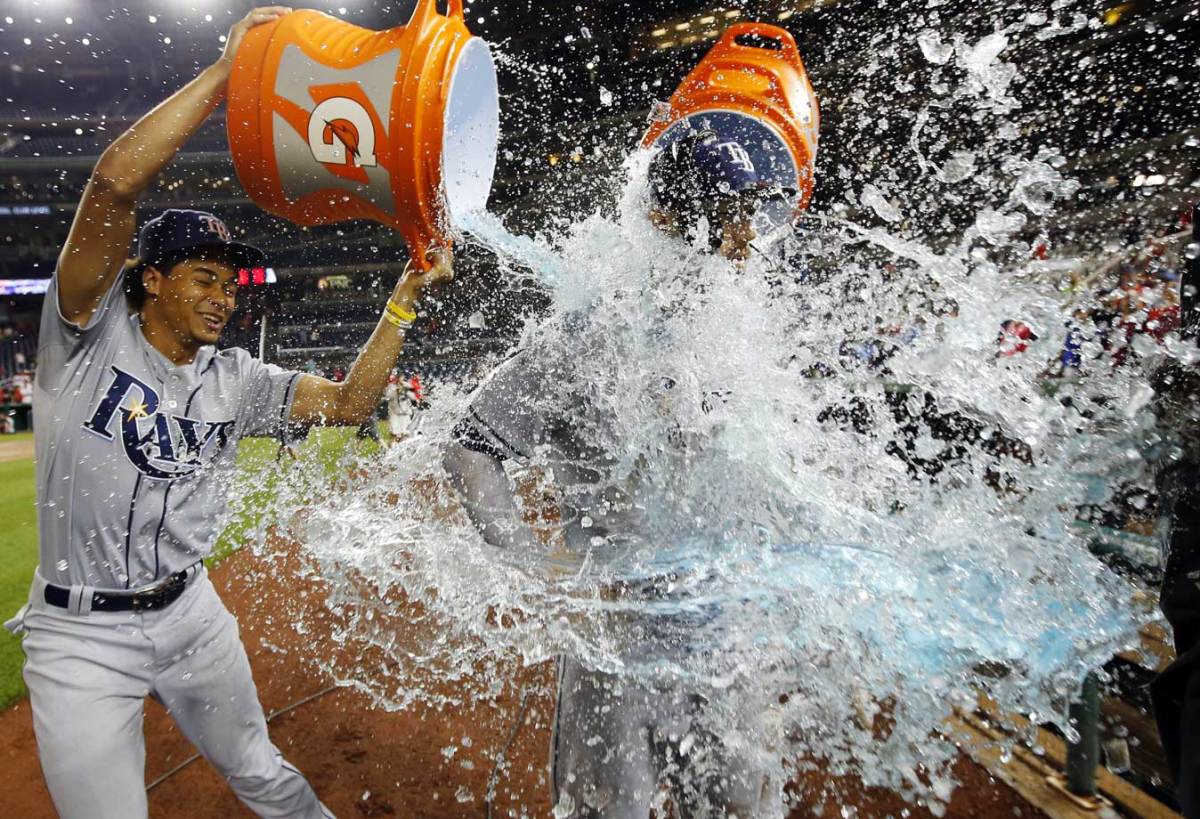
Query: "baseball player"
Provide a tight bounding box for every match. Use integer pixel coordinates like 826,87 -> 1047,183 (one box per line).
443,130 -> 784,817
3,8 -> 453,818
384,372 -> 427,445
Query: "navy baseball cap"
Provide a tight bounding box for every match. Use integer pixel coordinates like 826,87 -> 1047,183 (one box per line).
137,209 -> 265,271
689,134 -> 761,197
649,130 -> 762,208
649,128 -> 799,223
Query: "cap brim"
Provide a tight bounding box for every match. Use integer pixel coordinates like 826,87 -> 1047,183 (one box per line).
748,183 -> 798,201
177,241 -> 267,271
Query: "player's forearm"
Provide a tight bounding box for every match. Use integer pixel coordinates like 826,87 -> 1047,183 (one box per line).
91,63 -> 230,202
333,278 -> 421,423
443,442 -> 541,551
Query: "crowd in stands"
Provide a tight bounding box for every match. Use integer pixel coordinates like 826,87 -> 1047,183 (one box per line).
0,169 -> 406,277
0,321 -> 36,378
0,174 -> 75,204
0,322 -> 36,432
1050,229 -> 1187,376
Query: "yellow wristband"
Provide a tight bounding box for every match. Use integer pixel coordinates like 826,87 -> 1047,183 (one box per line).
385,299 -> 417,324
382,310 -> 411,330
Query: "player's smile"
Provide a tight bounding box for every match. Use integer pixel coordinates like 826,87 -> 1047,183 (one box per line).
197,306 -> 229,337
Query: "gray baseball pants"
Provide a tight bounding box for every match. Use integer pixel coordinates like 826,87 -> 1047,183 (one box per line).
550,655 -> 767,818
8,567 -> 333,819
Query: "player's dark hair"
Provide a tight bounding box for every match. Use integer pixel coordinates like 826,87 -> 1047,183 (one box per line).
123,251 -> 188,310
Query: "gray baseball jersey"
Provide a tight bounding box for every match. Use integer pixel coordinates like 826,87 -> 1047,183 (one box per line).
452,347 -> 653,560
34,270 -> 302,590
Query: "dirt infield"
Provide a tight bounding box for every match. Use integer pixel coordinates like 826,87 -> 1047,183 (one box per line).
0,437 -> 34,463
0,545 -> 1041,818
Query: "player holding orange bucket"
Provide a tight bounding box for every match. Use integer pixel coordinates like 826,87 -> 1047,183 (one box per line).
642,22 -> 819,239
226,0 -> 499,267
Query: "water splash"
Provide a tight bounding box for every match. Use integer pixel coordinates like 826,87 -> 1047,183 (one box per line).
240,3 -> 1190,812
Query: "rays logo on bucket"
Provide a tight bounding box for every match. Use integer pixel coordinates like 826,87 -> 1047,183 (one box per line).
716,141 -> 755,175
81,367 -> 234,480
307,97 -> 378,168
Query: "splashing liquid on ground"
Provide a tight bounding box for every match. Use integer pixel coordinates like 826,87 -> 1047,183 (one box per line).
242,7 -> 1187,813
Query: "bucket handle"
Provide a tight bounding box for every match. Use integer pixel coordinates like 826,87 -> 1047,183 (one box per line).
411,0 -> 466,25
716,22 -> 799,60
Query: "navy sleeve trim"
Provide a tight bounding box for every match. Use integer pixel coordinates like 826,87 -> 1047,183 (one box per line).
469,406 -> 530,460
279,372 -> 303,442
453,416 -> 511,461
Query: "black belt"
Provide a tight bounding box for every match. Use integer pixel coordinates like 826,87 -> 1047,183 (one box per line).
44,563 -> 200,613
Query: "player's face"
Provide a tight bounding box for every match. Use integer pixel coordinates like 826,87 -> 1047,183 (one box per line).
148,257 -> 239,345
649,194 -> 758,263
710,195 -> 757,263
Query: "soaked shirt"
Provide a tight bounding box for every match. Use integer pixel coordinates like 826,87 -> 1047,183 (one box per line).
34,271 -> 302,590
452,348 -> 657,563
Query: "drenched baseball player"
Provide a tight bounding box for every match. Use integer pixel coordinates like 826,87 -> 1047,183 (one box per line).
443,130 -> 787,818
3,8 -> 452,819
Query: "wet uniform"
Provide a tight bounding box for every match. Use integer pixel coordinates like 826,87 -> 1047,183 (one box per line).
1153,201 -> 1200,817
445,349 -> 765,818
5,269 -> 333,819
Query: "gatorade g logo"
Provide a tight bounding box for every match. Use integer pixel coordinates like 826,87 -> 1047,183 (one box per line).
82,367 -> 234,480
309,98 -> 378,168
272,45 -> 401,209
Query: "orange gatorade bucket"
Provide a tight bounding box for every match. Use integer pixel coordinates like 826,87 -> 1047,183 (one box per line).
642,23 -> 819,231
226,0 -> 499,268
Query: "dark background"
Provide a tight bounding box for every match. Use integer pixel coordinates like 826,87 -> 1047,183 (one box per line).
0,0 -> 1196,375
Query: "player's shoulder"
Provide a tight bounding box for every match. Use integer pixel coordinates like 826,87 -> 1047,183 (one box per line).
472,349 -> 543,401
211,345 -> 271,378
213,345 -> 253,364
468,348 -> 568,429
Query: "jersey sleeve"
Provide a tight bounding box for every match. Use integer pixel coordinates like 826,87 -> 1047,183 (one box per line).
37,267 -> 131,377
228,348 -> 305,441
452,352 -> 547,463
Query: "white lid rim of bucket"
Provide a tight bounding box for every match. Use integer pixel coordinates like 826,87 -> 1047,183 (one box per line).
441,37 -> 500,230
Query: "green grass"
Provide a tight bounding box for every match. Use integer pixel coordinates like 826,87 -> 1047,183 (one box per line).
0,426 -> 377,708
0,447 -> 37,708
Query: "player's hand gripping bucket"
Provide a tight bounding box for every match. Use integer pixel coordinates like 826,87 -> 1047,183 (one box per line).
642,23 -> 819,235
226,0 -> 499,267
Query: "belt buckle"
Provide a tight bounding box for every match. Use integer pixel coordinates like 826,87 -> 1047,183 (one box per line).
131,588 -> 163,612
131,575 -> 183,611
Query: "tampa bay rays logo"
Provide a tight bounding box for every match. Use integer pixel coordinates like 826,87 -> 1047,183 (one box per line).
199,214 -> 232,242
716,141 -> 756,175
81,367 -> 234,480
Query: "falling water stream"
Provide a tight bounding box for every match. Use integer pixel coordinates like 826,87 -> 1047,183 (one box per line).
232,4 -> 1192,813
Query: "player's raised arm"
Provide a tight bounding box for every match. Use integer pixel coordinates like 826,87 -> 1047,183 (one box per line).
289,248 -> 454,426
56,6 -> 291,327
